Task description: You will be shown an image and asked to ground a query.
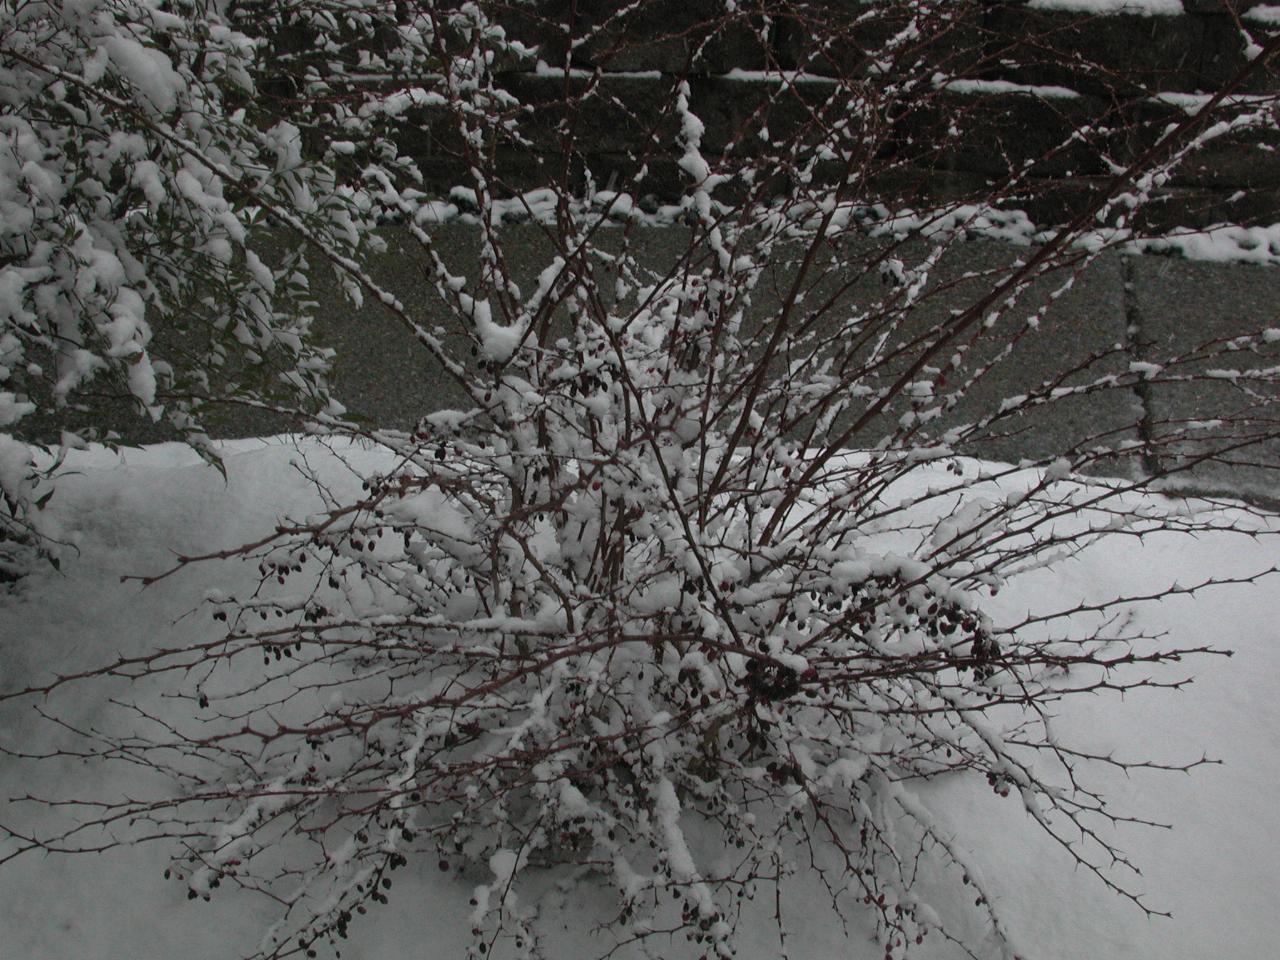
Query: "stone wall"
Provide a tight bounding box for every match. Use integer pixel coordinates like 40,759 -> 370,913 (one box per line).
388,2 -> 1280,229
30,223 -> 1280,499
17,2 -> 1280,499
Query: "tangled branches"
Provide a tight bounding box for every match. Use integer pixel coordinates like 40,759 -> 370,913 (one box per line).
3,2 -> 1280,959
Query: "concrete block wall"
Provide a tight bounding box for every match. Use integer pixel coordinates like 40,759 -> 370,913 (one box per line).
381,1 -> 1280,229
16,3 -> 1280,499
19,217 -> 1278,499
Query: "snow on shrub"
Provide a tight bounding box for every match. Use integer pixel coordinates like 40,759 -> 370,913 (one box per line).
0,0 -> 433,566
2,3 -> 1280,960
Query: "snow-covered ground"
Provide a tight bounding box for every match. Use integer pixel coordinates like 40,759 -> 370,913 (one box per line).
1,437 -> 1278,959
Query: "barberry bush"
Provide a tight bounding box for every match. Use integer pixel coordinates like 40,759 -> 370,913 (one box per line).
3,2 -> 1280,959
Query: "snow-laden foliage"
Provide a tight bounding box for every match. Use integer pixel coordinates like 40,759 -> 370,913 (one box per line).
2,2 -> 1280,959
0,0 -> 439,572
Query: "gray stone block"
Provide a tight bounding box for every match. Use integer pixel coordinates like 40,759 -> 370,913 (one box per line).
514,0 -> 770,75
893,242 -> 1136,468
1196,11 -> 1280,93
980,9 -> 1208,96
297,227 -> 1138,473
19,223 -> 1272,508
918,243 -> 1137,468
928,91 -> 1115,180
774,2 -> 983,79
728,236 -> 1137,468
1135,185 -> 1280,233
1166,129 -> 1280,192
306,224 -> 566,431
1131,254 -> 1280,498
1183,0 -> 1267,13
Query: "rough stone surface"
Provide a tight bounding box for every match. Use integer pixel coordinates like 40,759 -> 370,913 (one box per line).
774,3 -> 985,78
917,244 -> 1137,468
864,242 -> 1138,468
20,225 -> 1280,505
1131,254 -> 1280,498
1197,12 -> 1280,93
356,6 -> 1280,225
979,9 -> 1210,96
10,7 -> 1280,508
1135,185 -> 1280,232
313,229 -> 1139,471
929,91 -> 1115,180
516,0 -> 771,75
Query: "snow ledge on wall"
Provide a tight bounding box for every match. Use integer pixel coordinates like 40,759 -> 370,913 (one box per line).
1026,0 -> 1184,15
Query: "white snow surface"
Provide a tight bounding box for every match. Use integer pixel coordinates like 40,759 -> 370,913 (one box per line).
1245,4 -> 1280,24
932,74 -> 1082,100
1026,0 -> 1183,14
1,436 -> 1278,960
403,185 -> 1280,266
